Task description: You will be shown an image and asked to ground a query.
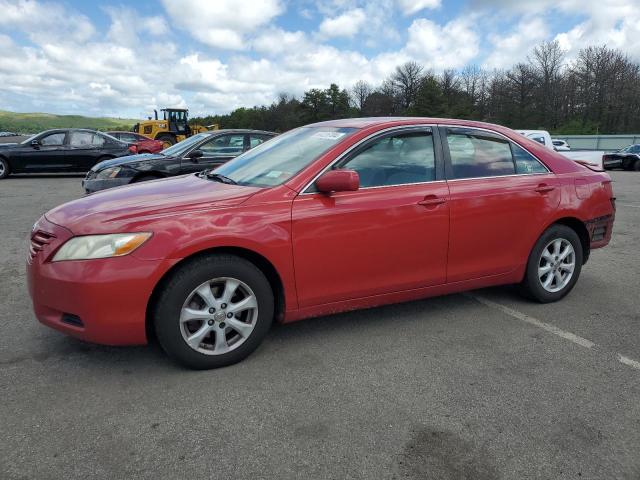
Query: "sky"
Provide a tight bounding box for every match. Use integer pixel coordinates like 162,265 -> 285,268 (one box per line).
0,0 -> 638,118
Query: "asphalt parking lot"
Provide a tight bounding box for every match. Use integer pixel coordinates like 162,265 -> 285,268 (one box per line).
1,172 -> 639,479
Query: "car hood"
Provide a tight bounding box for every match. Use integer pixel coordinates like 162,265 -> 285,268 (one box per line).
46,174 -> 261,234
92,153 -> 168,170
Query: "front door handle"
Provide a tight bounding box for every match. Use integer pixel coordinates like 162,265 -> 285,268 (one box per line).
535,184 -> 556,194
417,195 -> 446,207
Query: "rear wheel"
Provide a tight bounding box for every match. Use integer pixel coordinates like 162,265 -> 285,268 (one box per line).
520,224 -> 583,303
634,159 -> 640,171
0,157 -> 9,179
153,254 -> 274,369
156,134 -> 176,149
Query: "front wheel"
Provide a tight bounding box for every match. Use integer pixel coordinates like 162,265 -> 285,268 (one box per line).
520,225 -> 583,303
0,157 -> 10,179
153,254 -> 274,369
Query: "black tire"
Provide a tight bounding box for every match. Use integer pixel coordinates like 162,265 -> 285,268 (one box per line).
153,254 -> 274,369
519,224 -> 583,303
133,175 -> 161,183
0,157 -> 9,179
156,134 -> 176,148
634,159 -> 640,172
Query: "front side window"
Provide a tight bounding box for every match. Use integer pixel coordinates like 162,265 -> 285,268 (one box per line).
40,132 -> 65,146
339,131 -> 436,188
200,134 -> 246,156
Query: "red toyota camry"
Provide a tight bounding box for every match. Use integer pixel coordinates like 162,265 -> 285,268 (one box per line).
27,118 -> 615,369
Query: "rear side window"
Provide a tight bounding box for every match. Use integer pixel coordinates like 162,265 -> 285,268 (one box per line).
446,130 -> 515,179
200,134 -> 246,156
446,129 -> 548,179
340,131 -> 435,187
70,132 -> 105,147
512,143 -> 547,174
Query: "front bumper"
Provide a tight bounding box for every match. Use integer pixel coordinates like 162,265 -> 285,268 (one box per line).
26,216 -> 177,345
603,158 -> 622,169
82,177 -> 132,194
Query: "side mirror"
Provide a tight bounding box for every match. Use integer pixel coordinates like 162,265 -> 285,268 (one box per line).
315,169 -> 360,193
187,150 -> 204,162
31,140 -> 40,148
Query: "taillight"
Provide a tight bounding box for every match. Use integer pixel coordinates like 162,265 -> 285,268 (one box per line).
128,144 -> 138,154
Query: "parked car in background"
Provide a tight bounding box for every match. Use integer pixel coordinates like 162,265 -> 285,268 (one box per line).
552,139 -> 571,151
106,131 -> 164,154
516,130 -> 554,149
28,118 -> 615,369
602,144 -> 640,171
517,129 -> 604,167
83,129 -> 275,193
0,129 -> 135,179
0,131 -> 18,137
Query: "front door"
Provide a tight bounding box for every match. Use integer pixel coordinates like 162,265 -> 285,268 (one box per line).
442,126 -> 561,282
181,133 -> 247,173
291,127 -> 450,308
18,131 -> 69,172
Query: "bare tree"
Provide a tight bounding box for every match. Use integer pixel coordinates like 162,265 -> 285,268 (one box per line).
391,61 -> 424,110
351,80 -> 373,111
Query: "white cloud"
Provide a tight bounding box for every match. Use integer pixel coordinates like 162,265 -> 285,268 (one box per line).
161,0 -> 284,50
484,18 -> 549,69
404,17 -> 480,69
0,0 -> 95,44
318,8 -> 366,38
397,0 -> 441,15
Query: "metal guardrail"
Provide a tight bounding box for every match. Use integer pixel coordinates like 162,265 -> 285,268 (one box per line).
552,135 -> 640,151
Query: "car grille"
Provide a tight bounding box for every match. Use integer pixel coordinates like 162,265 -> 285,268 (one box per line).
29,230 -> 56,262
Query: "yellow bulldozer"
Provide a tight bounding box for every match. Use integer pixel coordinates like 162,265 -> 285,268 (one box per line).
132,108 -> 219,148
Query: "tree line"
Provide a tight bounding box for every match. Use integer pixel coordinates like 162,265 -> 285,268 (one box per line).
191,42 -> 640,135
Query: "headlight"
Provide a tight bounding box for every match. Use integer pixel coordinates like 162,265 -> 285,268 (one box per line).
52,233 -> 152,262
95,166 -> 122,179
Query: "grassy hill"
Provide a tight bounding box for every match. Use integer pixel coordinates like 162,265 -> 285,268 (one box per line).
0,110 -> 138,134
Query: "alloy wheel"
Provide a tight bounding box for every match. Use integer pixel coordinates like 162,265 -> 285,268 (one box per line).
538,238 -> 575,293
179,277 -> 258,355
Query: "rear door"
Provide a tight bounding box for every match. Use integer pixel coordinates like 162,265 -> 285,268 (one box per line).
291,127 -> 450,307
442,126 -> 560,282
68,131 -> 107,170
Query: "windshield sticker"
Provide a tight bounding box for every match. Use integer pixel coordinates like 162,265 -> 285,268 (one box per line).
312,131 -> 346,140
266,170 -> 283,178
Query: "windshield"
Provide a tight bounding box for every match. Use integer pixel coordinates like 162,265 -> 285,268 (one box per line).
213,126 -> 357,187
20,133 -> 41,144
162,133 -> 210,156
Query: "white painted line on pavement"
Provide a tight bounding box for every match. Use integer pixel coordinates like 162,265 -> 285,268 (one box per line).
618,355 -> 640,371
467,294 -> 595,349
467,294 -> 640,373
618,203 -> 640,208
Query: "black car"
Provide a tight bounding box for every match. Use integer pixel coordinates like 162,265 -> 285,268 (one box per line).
82,129 -> 275,193
602,144 -> 640,171
0,129 -> 135,179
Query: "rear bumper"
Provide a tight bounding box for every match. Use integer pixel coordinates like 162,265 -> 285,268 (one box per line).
602,158 -> 622,169
26,217 -> 176,345
586,214 -> 614,249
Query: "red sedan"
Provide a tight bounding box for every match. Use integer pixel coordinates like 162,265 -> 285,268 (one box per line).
106,131 -> 164,154
27,118 -> 615,369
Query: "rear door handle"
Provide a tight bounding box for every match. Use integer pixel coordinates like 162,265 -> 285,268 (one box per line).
535,184 -> 556,194
417,195 -> 446,207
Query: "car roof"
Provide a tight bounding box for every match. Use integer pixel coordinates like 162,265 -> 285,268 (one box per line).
307,117 -> 514,132
202,129 -> 276,135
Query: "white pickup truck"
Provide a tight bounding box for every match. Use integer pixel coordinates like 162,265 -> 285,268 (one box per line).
516,130 -> 604,168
